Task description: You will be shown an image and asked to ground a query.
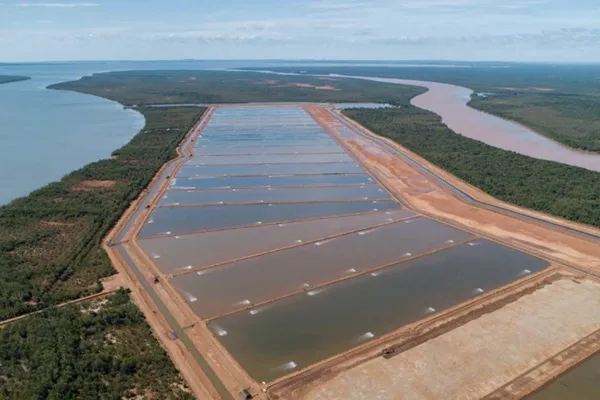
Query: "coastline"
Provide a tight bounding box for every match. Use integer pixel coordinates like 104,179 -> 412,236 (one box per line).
0,75 -> 30,85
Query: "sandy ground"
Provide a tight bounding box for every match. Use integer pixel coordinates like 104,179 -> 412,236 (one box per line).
295,278 -> 600,400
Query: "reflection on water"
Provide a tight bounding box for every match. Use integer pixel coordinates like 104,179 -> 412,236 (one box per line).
160,186 -> 389,205
177,162 -> 363,177
139,210 -> 414,273
139,200 -> 400,237
210,240 -> 548,382
173,217 -> 472,318
170,174 -> 374,189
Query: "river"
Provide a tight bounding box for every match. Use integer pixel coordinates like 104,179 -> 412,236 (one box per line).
331,74 -> 600,172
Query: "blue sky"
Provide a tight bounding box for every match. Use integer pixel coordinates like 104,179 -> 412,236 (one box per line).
1,0 -> 599,62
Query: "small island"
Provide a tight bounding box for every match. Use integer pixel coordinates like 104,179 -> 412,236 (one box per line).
0,75 -> 30,85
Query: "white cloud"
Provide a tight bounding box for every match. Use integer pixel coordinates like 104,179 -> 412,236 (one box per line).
15,2 -> 99,7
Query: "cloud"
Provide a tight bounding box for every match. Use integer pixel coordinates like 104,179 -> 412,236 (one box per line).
15,2 -> 98,7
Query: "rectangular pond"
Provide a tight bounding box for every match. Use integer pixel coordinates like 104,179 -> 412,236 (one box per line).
138,200 -> 400,238
159,186 -> 389,206
193,145 -> 345,155
189,153 -> 353,165
194,138 -> 338,147
173,217 -> 474,319
209,240 -> 549,383
139,210 -> 415,274
169,174 -> 375,190
176,163 -> 364,178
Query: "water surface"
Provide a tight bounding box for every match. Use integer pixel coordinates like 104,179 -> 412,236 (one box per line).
160,186 -> 388,205
177,163 -> 363,177
174,217 -> 473,319
210,240 -> 548,382
139,200 -> 400,237
139,210 -> 413,273
170,174 -> 374,189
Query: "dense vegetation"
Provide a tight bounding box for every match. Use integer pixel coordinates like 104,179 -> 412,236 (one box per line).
0,106 -> 204,321
251,64 -> 600,151
344,107 -> 600,228
50,70 -> 424,107
0,75 -> 30,84
0,290 -> 193,400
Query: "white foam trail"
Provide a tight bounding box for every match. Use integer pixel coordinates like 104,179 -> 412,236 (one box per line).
302,283 -> 311,288
235,299 -> 252,307
184,292 -> 198,303
345,268 -> 357,274
256,221 -> 263,225
175,236 -> 181,239
212,326 -> 228,337
196,270 -> 206,276
295,239 -> 303,243
371,271 -> 383,277
473,288 -> 485,295
371,208 -> 379,212
468,242 -> 480,247
518,269 -> 532,277
163,231 -> 172,236
403,252 -> 412,257
358,332 -> 375,341
273,361 -> 297,372
403,219 -> 413,223
278,224 -> 286,227
170,179 -> 177,186
163,194 -> 168,199
152,254 -> 161,259
315,238 -> 335,246
307,289 -> 325,296
148,219 -> 154,224
232,189 -> 238,192
425,307 -> 436,314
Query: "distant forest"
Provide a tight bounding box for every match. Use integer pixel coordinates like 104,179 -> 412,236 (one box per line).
50,70 -> 424,106
248,65 -> 600,152
0,75 -> 30,84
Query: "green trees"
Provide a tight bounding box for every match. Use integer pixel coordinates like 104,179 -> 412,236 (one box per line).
0,290 -> 194,400
345,107 -> 600,228
0,76 -> 30,84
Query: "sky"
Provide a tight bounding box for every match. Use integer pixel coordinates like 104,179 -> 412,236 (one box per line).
1,0 -> 600,62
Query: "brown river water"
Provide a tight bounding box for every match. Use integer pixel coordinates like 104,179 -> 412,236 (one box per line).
332,75 -> 600,173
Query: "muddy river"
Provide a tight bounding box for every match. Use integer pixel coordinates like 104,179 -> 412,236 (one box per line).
332,75 -> 600,173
